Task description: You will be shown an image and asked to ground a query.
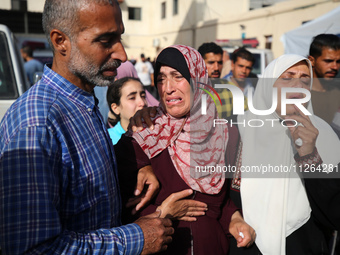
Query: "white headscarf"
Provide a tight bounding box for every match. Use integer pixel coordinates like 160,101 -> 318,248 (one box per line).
239,54 -> 340,255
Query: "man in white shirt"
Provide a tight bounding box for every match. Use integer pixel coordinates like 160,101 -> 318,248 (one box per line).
135,53 -> 157,99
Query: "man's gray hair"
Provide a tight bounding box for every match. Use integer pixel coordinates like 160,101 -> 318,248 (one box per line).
42,0 -> 118,51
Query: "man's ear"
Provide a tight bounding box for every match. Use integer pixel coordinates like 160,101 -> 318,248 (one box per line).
50,29 -> 70,56
308,56 -> 315,67
111,103 -> 120,116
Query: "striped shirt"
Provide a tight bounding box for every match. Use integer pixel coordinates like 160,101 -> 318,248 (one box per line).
0,65 -> 144,254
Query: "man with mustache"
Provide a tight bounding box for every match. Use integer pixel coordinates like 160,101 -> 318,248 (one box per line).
0,0 -> 174,254
308,33 -> 340,125
223,47 -> 256,96
198,42 -> 224,79
198,43 -> 251,120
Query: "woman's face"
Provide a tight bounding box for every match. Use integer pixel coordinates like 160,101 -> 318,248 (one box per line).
156,65 -> 193,118
112,80 -> 147,129
273,61 -> 311,119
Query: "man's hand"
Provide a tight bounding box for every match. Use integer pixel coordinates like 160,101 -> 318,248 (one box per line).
128,107 -> 158,132
126,165 -> 159,214
157,189 -> 208,221
229,211 -> 256,248
135,210 -> 174,254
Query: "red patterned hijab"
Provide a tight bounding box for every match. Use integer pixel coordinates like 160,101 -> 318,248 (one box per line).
131,45 -> 228,194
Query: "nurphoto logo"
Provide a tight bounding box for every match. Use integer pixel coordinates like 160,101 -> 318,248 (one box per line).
200,83 -> 311,128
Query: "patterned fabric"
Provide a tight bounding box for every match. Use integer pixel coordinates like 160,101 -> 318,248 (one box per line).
223,71 -> 254,97
0,65 -> 143,254
131,45 -> 228,194
216,71 -> 252,120
231,140 -> 243,191
213,79 -> 248,120
294,147 -> 322,171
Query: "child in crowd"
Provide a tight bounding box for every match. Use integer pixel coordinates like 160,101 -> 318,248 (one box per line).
106,77 -> 147,145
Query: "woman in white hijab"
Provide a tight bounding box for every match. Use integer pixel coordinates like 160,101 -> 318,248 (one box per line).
234,54 -> 340,254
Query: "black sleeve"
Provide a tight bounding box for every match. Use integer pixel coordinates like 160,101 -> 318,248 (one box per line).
114,135 -> 151,223
303,165 -> 340,231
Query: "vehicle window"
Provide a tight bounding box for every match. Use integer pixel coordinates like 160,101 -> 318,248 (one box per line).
251,53 -> 261,76
0,31 -> 18,99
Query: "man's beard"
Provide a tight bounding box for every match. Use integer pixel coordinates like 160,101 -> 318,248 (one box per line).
315,68 -> 338,81
68,46 -> 121,87
315,76 -> 338,87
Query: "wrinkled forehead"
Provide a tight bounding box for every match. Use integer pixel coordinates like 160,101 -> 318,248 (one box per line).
281,60 -> 310,75
271,55 -> 312,79
256,55 -> 313,101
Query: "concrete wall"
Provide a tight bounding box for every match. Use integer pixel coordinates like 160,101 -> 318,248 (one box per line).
0,0 -> 45,12
27,0 -> 45,12
121,0 -> 340,60
121,0 -> 251,60
215,0 -> 340,58
1,0 -> 11,10
1,0 -> 339,60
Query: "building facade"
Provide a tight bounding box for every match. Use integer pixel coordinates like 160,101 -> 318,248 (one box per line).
119,0 -> 340,60
0,0 -> 339,60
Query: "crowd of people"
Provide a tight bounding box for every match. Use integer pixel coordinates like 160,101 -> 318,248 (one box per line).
0,0 -> 340,254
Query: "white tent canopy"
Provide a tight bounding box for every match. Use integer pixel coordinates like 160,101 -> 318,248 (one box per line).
281,6 -> 340,56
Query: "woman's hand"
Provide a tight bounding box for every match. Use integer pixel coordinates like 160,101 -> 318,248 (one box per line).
157,189 -> 208,221
229,211 -> 256,248
285,105 -> 319,157
126,165 -> 160,214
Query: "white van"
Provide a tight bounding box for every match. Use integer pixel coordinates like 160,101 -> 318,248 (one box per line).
0,24 -> 30,121
223,47 -> 274,77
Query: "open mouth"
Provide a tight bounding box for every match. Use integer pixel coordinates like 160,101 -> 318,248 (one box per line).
166,97 -> 183,104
